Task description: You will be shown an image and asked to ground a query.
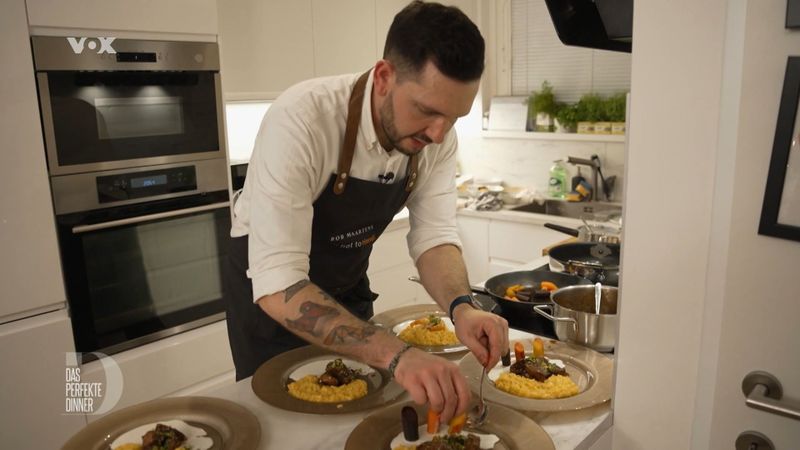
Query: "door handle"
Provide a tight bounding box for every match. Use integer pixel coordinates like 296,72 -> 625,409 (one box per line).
742,370 -> 800,421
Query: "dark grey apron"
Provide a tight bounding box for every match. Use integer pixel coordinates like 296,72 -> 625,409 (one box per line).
224,71 -> 419,380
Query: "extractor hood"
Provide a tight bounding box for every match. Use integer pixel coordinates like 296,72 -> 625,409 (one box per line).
544,0 -> 633,53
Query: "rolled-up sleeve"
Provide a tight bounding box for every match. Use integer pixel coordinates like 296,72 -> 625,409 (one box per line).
246,105 -> 319,301
405,131 -> 462,262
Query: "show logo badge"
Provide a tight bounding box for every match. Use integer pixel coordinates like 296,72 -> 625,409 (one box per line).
64,352 -> 123,415
66,37 -> 116,54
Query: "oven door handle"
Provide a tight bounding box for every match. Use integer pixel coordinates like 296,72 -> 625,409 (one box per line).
72,201 -> 230,234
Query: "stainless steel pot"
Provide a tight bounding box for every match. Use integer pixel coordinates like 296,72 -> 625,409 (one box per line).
533,284 -> 618,352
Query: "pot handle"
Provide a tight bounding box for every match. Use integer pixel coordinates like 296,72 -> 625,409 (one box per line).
533,304 -> 577,331
408,275 -> 490,296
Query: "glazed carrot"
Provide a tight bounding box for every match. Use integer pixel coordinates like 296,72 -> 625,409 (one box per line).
540,281 -> 558,292
514,341 -> 525,362
533,338 -> 545,358
427,409 -> 440,434
448,413 -> 467,434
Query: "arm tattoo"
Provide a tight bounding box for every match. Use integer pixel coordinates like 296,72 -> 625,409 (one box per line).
323,324 -> 378,345
285,301 -> 339,335
284,279 -> 311,303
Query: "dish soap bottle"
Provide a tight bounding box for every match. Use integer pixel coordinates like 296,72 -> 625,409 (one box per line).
548,160 -> 568,199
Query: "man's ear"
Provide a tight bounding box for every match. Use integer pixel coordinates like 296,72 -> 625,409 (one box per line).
372,60 -> 395,97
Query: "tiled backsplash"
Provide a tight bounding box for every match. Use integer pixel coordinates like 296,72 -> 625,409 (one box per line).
456,134 -> 626,202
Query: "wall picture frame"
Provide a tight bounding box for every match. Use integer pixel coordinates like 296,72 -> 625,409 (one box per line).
759,56 -> 800,242
788,0 -> 800,29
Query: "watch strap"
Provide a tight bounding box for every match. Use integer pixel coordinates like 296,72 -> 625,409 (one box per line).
449,294 -> 477,322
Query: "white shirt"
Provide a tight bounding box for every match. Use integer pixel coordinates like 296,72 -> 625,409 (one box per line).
231,70 -> 462,302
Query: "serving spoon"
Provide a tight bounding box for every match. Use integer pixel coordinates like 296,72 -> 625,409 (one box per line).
468,365 -> 488,427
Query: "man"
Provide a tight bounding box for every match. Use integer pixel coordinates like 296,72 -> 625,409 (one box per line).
225,1 -> 508,424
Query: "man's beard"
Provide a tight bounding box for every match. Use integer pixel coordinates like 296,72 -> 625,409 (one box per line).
379,92 -> 431,156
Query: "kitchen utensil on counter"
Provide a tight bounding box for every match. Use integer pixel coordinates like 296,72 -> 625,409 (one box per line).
533,284 -> 619,352
409,271 -> 592,338
543,222 -> 622,244
547,242 -> 621,286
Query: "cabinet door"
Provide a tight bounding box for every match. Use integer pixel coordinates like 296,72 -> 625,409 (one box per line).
312,0 -> 376,77
489,220 -> 564,265
0,310 -> 86,448
457,215 -> 490,283
1,0 -> 66,320
26,0 -> 218,35
218,0 -> 315,99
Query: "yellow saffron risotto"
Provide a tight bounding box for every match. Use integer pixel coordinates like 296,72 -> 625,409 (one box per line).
286,375 -> 368,403
494,372 -> 580,399
397,316 -> 459,346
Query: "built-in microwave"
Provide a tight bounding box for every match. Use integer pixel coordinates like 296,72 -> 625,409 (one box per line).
31,36 -> 225,175
31,37 -> 231,361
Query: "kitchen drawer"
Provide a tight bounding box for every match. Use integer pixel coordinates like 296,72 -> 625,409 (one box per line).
82,320 -> 234,422
457,215 -> 491,283
489,220 -> 564,264
369,263 -> 423,315
369,224 -> 413,273
0,309 -> 86,448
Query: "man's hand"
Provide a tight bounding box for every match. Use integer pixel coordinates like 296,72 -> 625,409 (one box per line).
392,347 -> 471,424
452,306 -> 509,369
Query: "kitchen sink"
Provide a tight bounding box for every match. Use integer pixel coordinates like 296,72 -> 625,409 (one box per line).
511,199 -> 622,221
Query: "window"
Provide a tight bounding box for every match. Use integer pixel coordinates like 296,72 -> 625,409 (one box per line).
511,0 -> 631,102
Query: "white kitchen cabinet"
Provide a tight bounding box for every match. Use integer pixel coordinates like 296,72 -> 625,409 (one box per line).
0,309 -> 86,448
82,320 -> 235,423
217,0 -> 315,99
312,0 -> 376,77
489,219 -> 564,267
218,0 -> 480,100
368,220 -> 430,314
1,0 -> 66,322
457,215 -> 491,283
26,0 -> 218,37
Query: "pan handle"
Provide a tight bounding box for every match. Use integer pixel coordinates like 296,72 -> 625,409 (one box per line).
533,305 -> 577,331
544,223 -> 580,237
407,275 -> 490,296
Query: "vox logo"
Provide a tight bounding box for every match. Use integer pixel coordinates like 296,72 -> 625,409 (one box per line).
66,37 -> 116,54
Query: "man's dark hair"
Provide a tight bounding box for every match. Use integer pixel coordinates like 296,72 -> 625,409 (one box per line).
384,1 -> 485,82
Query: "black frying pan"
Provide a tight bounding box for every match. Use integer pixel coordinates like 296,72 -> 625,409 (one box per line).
475,270 -> 592,337
548,242 -> 621,286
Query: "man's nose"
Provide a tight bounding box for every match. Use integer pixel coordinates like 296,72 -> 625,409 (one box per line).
425,117 -> 451,144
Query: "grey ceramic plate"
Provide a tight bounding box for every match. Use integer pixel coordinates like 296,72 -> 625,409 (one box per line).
61,396 -> 260,450
460,335 -> 613,412
251,345 -> 405,414
370,304 -> 468,356
345,400 -> 555,450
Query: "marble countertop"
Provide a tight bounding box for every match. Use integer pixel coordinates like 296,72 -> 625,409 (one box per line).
191,254 -> 612,449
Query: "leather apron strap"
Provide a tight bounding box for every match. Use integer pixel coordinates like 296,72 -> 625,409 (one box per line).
334,70 -> 418,195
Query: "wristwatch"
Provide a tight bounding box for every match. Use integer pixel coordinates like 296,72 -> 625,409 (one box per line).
449,294 -> 479,322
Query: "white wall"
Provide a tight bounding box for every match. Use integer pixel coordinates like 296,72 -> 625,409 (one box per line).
612,0 -> 729,448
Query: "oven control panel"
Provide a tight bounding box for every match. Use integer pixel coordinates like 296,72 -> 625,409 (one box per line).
96,166 -> 197,203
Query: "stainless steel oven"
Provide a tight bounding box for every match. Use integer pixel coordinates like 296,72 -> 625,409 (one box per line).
32,37 -> 231,360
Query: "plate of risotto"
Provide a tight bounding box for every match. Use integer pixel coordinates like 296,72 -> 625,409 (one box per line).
371,304 -> 468,356
345,400 -> 554,450
459,330 -> 613,412
61,397 -> 260,450
251,345 -> 405,414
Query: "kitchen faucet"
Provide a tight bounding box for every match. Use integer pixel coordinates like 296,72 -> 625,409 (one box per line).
567,154 -> 615,201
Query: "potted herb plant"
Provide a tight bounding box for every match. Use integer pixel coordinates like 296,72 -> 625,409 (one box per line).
526,81 -> 558,132
554,102 -> 579,133
576,93 -> 605,134
605,93 -> 627,135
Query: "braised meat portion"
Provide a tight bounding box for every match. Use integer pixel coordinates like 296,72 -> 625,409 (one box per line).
141,423 -> 186,450
318,358 -> 360,386
417,433 -> 481,450
509,356 -> 567,382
